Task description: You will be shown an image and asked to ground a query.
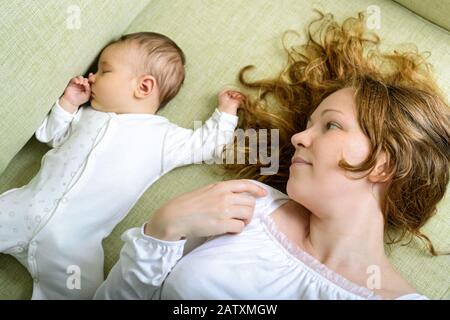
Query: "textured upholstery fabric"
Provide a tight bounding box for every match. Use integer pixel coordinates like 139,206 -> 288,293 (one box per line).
394,0 -> 450,32
0,0 -> 151,175
0,0 -> 449,299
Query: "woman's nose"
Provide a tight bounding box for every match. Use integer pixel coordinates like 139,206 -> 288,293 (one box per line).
291,131 -> 310,148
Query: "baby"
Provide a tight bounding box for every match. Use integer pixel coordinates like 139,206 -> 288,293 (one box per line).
0,32 -> 245,299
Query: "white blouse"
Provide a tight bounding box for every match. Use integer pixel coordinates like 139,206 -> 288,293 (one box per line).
94,180 -> 428,300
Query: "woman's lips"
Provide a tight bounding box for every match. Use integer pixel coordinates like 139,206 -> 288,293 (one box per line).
291,156 -> 312,166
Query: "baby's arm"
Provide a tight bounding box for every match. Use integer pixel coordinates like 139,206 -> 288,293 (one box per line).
161,89 -> 244,173
35,75 -> 91,147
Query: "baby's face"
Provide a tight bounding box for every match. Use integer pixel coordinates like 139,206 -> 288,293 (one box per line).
89,43 -> 137,113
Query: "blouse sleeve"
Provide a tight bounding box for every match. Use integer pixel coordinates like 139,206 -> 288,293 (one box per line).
93,225 -> 187,300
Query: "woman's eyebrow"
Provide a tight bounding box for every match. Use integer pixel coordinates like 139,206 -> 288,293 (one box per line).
307,109 -> 344,122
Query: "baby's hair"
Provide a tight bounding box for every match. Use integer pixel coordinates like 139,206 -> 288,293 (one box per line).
223,10 -> 450,256
115,32 -> 186,108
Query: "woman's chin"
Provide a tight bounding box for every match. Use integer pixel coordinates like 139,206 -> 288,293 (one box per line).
286,177 -> 296,198
286,177 -> 306,203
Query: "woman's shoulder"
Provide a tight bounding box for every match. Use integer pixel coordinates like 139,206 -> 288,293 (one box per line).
243,180 -> 290,219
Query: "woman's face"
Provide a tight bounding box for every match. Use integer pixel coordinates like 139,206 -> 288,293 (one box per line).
287,87 -> 373,214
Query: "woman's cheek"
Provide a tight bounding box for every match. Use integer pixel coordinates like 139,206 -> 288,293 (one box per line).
342,135 -> 371,166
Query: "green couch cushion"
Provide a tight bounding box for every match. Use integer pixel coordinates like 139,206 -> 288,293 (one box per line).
0,0 -> 151,176
1,0 -> 449,299
394,0 -> 450,32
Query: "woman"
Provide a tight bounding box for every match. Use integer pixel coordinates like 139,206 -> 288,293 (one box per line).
94,11 -> 449,300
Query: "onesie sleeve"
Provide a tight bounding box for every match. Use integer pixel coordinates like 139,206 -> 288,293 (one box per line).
35,99 -> 78,148
161,109 -> 238,174
93,225 -> 187,300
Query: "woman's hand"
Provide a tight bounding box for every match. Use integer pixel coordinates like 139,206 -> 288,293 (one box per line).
144,180 -> 268,241
59,76 -> 91,113
217,89 -> 246,116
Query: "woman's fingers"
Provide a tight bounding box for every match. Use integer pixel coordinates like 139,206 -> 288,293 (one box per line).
224,180 -> 267,197
225,205 -> 255,225
229,194 -> 256,207
204,180 -> 267,199
151,180 -> 268,239
222,219 -> 246,234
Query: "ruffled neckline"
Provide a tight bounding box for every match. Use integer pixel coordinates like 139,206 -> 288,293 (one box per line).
260,213 -> 384,300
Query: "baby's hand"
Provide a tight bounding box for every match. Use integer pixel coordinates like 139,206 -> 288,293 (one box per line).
59,76 -> 91,113
218,89 -> 246,115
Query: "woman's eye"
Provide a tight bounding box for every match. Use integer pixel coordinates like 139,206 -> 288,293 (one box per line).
326,122 -> 339,130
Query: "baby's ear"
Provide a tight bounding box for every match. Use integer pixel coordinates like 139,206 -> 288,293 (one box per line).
135,75 -> 157,98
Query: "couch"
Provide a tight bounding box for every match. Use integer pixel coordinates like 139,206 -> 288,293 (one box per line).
0,0 -> 449,299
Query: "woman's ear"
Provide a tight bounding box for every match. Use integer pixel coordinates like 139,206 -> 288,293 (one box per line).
135,75 -> 157,99
368,152 -> 392,183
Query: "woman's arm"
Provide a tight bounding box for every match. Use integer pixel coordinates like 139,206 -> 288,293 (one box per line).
143,180 -> 267,241
93,226 -> 186,300
94,180 -> 267,300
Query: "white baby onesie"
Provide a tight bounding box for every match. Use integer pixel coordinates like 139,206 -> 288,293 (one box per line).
0,100 -> 238,300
